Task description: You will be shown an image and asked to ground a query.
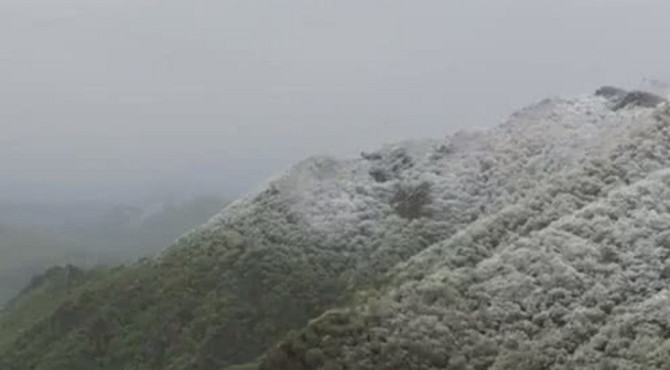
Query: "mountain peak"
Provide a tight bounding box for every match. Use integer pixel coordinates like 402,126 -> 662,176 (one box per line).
596,86 -> 668,110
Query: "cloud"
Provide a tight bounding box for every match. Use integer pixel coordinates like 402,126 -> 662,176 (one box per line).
1,0 -> 669,203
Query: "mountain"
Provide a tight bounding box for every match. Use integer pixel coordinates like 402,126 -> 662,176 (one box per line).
2,87 -> 670,369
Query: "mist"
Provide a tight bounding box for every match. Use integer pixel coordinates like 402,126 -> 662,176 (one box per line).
2,0 -> 670,204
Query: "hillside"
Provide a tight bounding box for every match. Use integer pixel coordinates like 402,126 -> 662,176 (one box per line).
2,87 -> 670,369
0,265 -> 105,352
262,92 -> 670,369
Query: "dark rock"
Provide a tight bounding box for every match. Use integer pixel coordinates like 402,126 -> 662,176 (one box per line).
596,86 -> 667,111
369,168 -> 389,183
612,91 -> 667,111
361,151 -> 382,161
595,86 -> 628,99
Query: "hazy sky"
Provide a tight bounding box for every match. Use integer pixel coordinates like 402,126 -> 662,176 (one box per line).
2,0 -> 669,204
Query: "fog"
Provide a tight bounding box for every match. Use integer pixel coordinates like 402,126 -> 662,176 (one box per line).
2,0 -> 670,204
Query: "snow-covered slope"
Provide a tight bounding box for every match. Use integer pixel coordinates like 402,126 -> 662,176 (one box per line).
159,87 -> 670,368
261,91 -> 670,369
177,91 -> 650,293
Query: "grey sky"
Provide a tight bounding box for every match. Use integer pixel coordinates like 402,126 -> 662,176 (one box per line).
2,0 -> 668,204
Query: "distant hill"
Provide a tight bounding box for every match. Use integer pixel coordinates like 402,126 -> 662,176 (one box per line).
69,195 -> 229,258
4,88 -> 670,369
0,196 -> 227,307
0,224 -> 88,305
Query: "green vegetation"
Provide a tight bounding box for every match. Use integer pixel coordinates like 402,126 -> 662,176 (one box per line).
0,265 -> 105,352
223,362 -> 260,370
261,309 -> 368,370
0,229 -> 338,370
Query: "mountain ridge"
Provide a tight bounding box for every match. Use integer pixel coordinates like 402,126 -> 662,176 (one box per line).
2,87 -> 670,369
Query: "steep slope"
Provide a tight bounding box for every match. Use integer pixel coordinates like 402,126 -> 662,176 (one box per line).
1,88 -> 667,370
166,91 -> 641,365
262,96 -> 670,369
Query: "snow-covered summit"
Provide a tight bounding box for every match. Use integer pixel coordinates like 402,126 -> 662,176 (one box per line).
189,90 -> 657,230
177,88 -> 665,288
